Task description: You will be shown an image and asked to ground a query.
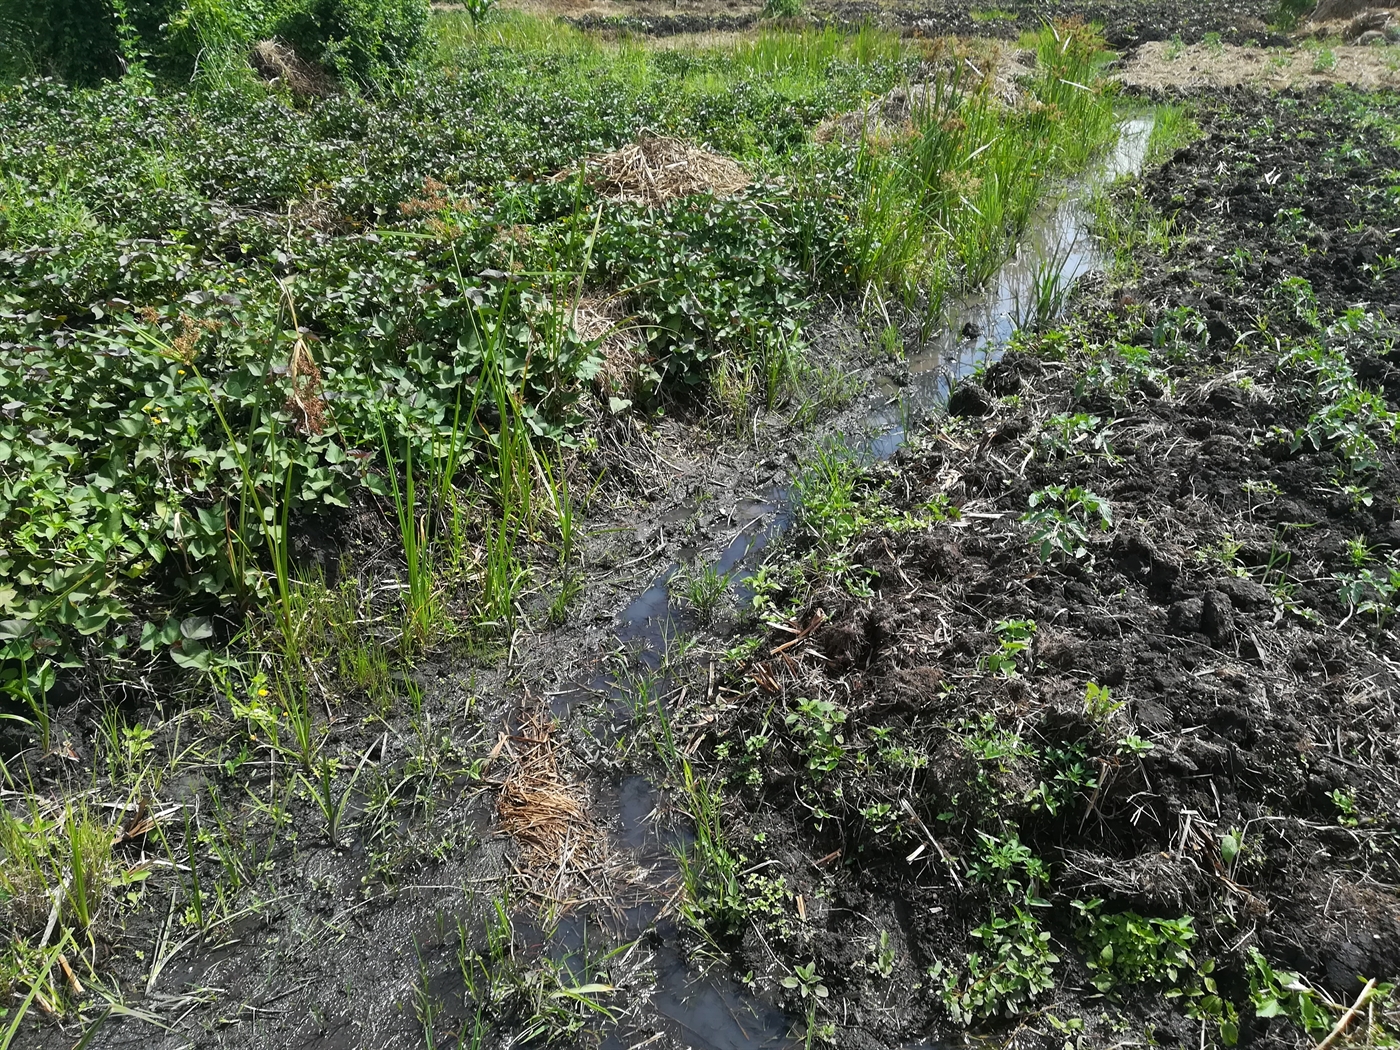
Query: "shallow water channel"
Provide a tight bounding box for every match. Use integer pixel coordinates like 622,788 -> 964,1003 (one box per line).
556,117 -> 1154,1050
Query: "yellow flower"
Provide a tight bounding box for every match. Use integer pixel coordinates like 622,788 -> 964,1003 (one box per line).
258,688 -> 269,697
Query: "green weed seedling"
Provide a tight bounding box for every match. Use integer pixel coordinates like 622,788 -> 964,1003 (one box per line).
1023,486 -> 1112,564
1084,681 -> 1122,724
785,697 -> 848,774
1071,899 -> 1195,992
967,830 -> 1049,898
1335,550 -> 1400,629
878,323 -> 904,360
933,904 -> 1058,1023
672,561 -> 732,624
1040,412 -> 1113,459
1329,788 -> 1359,827
782,961 -> 828,1000
782,962 -> 830,1050
299,742 -> 377,845
981,618 -> 1036,678
1246,949 -> 1394,1044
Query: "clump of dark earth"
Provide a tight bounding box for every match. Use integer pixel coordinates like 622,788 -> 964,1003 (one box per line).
707,85 -> 1400,1048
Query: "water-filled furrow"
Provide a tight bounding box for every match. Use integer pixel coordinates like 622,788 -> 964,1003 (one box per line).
581,116 -> 1155,1050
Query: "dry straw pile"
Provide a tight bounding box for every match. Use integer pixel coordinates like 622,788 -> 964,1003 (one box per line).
553,135 -> 749,206
249,39 -> 330,97
496,705 -> 602,906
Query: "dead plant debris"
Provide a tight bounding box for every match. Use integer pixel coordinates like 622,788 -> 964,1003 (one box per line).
552,135 -> 749,206
496,703 -> 601,905
249,39 -> 330,97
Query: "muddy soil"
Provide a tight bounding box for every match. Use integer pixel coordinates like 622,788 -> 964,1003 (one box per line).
700,86 -> 1400,1047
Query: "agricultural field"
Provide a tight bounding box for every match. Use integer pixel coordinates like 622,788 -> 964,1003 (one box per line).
2,0 -> 1400,1049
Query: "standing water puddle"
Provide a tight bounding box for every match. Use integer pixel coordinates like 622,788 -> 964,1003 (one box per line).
572,116 -> 1153,1050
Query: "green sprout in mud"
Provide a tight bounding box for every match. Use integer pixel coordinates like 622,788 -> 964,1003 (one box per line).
782,961 -> 829,1000
1083,681 -> 1121,724
1246,949 -> 1394,1044
1040,412 -> 1113,460
785,697 -> 848,774
1022,486 -> 1112,564
877,323 -> 904,360
1071,900 -> 1196,992
981,618 -> 1036,678
1346,535 -> 1375,568
1115,733 -> 1154,757
968,830 -> 1049,899
1075,340 -> 1172,399
933,905 -> 1059,1023
673,561 -> 732,624
1335,550 -> 1400,629
866,930 -> 897,979
1330,788 -> 1359,826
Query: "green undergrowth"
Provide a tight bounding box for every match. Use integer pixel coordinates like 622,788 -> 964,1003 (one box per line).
0,0 -> 432,86
0,17 -> 1124,1039
0,17 -> 1117,692
851,22 -> 1118,311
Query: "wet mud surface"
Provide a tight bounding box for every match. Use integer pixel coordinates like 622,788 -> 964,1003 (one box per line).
704,87 -> 1400,1047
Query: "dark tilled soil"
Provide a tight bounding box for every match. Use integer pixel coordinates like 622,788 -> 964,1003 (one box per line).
570,0 -> 1289,48
707,88 -> 1400,1048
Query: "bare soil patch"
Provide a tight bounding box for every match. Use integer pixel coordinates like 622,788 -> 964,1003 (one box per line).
1120,38 -> 1400,90
700,86 -> 1400,1047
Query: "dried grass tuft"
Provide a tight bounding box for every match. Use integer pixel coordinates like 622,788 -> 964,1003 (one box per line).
553,135 -> 749,206
1311,0 -> 1387,24
249,39 -> 330,97
567,295 -> 649,398
496,704 -> 601,906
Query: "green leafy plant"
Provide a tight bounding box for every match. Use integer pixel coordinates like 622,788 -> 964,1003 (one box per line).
673,561 -> 732,624
1071,900 -> 1196,992
1022,486 -> 1113,563
763,0 -> 805,18
1247,950 -> 1333,1038
1335,551 -> 1400,629
785,697 -> 848,774
981,618 -> 1036,677
934,905 -> 1059,1022
1083,681 -> 1121,724
782,961 -> 828,1000
1040,412 -> 1113,459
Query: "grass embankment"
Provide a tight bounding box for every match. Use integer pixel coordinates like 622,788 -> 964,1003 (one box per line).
0,15 -> 1117,1045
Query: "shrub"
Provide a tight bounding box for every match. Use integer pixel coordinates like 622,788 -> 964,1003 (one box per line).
0,0 -> 125,84
271,0 -> 431,82
0,0 -> 430,86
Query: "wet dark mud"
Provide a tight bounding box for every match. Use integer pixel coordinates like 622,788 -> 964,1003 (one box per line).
699,85 -> 1400,1049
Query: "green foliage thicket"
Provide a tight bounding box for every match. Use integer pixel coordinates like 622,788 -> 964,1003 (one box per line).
0,0 -> 430,85
0,20 -> 1115,698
